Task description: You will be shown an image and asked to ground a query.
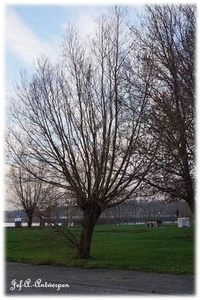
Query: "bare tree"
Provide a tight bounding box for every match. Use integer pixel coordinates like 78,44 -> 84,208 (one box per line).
132,4 -> 195,215
8,163 -> 57,227
7,7 -> 156,258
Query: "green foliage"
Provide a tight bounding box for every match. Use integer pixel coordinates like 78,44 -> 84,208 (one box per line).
5,224 -> 194,274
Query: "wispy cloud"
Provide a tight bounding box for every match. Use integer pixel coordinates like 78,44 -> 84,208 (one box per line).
62,14 -> 96,38
5,7 -> 57,66
62,6 -> 107,38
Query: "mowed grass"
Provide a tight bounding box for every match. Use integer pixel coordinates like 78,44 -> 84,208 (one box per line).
5,223 -> 194,274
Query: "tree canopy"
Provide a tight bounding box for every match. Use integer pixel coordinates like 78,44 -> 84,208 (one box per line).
6,5 -> 195,258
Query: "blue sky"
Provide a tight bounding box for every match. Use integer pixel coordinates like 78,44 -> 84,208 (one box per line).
4,0 -> 192,94
4,4 -> 112,93
4,2 -> 148,96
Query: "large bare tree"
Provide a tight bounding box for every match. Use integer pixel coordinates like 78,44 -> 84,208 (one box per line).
132,4 -> 195,215
7,7 -> 155,258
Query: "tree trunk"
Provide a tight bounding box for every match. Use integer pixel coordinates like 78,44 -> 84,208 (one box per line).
184,174 -> 194,216
78,203 -> 102,259
186,195 -> 195,217
27,213 -> 33,228
181,138 -> 195,216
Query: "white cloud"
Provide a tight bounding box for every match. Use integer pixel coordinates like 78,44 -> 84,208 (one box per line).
76,14 -> 98,37
62,6 -> 107,39
62,14 -> 96,38
5,8 -> 57,65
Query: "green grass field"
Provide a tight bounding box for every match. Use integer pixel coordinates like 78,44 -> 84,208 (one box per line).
5,223 -> 194,274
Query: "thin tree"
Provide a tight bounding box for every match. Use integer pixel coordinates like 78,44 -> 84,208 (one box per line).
132,4 -> 195,215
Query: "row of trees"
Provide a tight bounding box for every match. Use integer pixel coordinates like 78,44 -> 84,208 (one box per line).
6,5 -> 195,259
5,199 -> 191,225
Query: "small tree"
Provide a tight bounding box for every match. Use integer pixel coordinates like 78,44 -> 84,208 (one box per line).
8,164 -> 56,227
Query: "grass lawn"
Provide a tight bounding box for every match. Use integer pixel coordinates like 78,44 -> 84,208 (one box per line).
5,223 -> 194,274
